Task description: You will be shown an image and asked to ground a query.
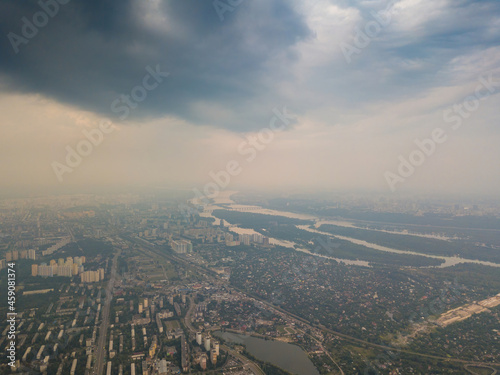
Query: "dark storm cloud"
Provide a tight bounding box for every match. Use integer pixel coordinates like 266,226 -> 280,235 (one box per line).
1,0 -> 499,132
0,0 -> 311,130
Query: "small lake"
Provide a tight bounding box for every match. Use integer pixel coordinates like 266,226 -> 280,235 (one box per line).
214,331 -> 320,375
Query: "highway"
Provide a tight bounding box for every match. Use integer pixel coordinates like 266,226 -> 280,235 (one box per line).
92,249 -> 120,375
220,343 -> 265,375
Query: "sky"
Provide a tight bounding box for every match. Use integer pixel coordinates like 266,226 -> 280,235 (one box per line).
0,0 -> 499,198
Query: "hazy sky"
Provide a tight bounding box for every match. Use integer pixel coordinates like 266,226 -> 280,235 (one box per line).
1,0 -> 499,197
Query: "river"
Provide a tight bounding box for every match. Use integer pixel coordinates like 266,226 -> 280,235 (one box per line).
297,225 -> 500,269
194,195 -> 500,269
199,210 -> 370,267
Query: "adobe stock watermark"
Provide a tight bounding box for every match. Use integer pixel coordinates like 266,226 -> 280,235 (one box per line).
110,65 -> 170,120
51,119 -> 114,182
179,107 -> 295,218
362,279 -> 466,374
340,1 -> 395,64
268,236 -> 341,307
52,64 -> 169,182
213,0 -> 245,22
7,0 -> 72,54
193,107 -> 295,202
286,236 -> 341,283
313,236 -> 341,256
385,72 -> 500,192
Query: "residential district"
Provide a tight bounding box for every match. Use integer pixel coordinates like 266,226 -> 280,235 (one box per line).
1,193 -> 500,374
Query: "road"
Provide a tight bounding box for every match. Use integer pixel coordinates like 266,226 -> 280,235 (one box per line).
235,286 -> 500,368
183,295 -> 197,333
92,249 -> 120,375
220,343 -> 265,375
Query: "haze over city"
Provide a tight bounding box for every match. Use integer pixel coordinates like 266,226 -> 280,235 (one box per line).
0,0 -> 499,197
1,2 -> 500,375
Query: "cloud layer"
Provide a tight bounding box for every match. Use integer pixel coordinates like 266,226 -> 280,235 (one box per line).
1,0 -> 499,195
0,0 -> 311,130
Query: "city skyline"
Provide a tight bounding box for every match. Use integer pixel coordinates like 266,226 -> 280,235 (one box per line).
2,2 -> 500,373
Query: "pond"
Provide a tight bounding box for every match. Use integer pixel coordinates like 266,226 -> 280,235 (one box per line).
214,331 -> 320,375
